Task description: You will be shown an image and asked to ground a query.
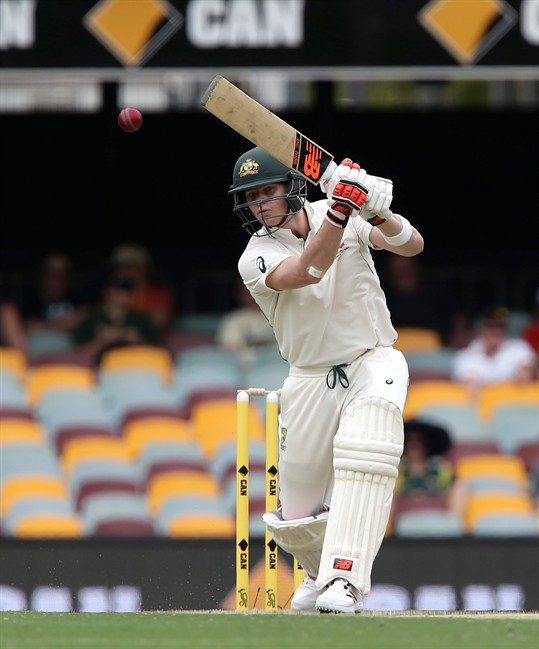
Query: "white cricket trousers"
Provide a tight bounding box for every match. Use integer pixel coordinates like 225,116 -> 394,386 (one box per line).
277,345 -> 409,521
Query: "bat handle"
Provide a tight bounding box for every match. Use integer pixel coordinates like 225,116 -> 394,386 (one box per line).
319,161 -> 338,195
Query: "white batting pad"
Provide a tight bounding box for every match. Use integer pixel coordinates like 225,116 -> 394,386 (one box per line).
263,509 -> 329,578
315,396 -> 403,594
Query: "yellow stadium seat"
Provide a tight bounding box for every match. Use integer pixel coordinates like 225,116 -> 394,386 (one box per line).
61,436 -> 131,475
477,381 -> 539,422
99,345 -> 173,383
1,475 -> 70,516
166,513 -> 235,538
404,380 -> 472,419
13,513 -> 84,538
393,327 -> 442,354
26,364 -> 95,406
147,470 -> 221,515
123,416 -> 194,459
455,453 -> 529,485
464,491 -> 534,533
191,398 -> 265,460
0,419 -> 46,445
0,346 -> 27,382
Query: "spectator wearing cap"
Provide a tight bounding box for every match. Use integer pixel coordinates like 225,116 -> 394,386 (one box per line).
107,243 -> 175,338
395,419 -> 454,499
72,272 -> 162,366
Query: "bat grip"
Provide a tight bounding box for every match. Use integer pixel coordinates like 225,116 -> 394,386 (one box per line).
319,161 -> 338,195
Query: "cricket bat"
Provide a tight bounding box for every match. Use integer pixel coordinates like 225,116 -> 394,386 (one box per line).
200,75 -> 336,187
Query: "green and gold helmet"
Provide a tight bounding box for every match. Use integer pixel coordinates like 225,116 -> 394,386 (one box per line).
229,147 -> 307,236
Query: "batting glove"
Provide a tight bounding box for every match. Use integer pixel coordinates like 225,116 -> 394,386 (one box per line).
325,159 -> 369,228
362,176 -> 394,225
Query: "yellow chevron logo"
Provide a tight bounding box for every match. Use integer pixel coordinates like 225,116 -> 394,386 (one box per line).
84,0 -> 183,67
418,0 -> 518,64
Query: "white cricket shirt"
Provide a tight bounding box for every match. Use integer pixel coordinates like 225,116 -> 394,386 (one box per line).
238,200 -> 397,369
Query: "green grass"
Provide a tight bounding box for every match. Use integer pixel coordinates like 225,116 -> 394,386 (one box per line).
1,611 -> 538,649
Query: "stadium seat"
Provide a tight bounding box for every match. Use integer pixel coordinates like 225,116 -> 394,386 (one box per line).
405,348 -> 456,382
67,459 -> 142,510
190,398 -> 266,460
174,313 -> 222,337
472,512 -> 538,537
1,442 -> 62,484
97,374 -> 181,427
0,346 -> 27,383
54,425 -> 117,456
155,494 -> 233,537
99,345 -> 174,384
403,380 -> 472,420
444,440 -> 501,468
163,331 -> 216,357
163,512 -> 235,539
138,441 -> 208,485
172,348 -> 245,406
81,492 -> 154,536
178,386 -> 238,420
26,364 -> 96,406
1,475 -> 71,519
464,492 -> 534,533
10,513 -> 84,538
455,454 -> 529,486
0,419 -> 46,445
391,493 -> 449,524
393,509 -> 465,537
0,371 -> 29,409
122,416 -> 195,460
146,469 -> 222,516
393,327 -> 442,354
415,403 -> 487,442
27,330 -> 74,362
60,435 -> 132,477
484,404 -> 538,454
515,441 -> 539,475
36,388 -> 116,443
476,381 -> 539,423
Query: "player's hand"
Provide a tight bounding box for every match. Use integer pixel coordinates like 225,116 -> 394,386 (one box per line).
325,159 -> 369,227
321,158 -> 362,196
361,176 -> 393,225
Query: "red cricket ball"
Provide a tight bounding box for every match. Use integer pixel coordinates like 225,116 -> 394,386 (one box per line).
118,107 -> 143,133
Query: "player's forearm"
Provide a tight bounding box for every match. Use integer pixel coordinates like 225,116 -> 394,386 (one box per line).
372,214 -> 424,256
267,220 -> 343,290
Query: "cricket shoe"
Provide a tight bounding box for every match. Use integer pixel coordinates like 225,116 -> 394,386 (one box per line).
291,577 -> 323,612
315,578 -> 363,614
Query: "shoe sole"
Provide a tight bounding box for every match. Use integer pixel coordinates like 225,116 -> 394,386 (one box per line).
316,605 -> 363,614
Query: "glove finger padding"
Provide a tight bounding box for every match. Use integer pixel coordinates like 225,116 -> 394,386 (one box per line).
363,176 -> 393,223
326,177 -> 369,227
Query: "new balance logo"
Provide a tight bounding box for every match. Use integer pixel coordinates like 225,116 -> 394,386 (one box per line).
333,558 -> 353,571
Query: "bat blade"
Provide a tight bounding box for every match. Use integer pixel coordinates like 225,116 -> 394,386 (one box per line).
200,75 -> 334,186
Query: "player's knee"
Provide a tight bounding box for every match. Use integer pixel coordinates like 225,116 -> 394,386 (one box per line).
334,396 -> 403,475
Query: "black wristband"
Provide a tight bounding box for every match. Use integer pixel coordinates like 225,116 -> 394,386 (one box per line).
367,214 -> 386,226
326,211 -> 349,228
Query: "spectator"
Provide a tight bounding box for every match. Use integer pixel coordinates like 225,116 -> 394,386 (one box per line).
20,251 -> 90,334
0,280 -> 27,354
107,243 -> 176,338
522,289 -> 539,367
393,418 -> 465,518
451,306 -> 538,399
72,272 -> 162,366
215,277 -> 278,368
380,254 -> 471,348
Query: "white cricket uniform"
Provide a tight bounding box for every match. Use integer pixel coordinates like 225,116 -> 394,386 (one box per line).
238,200 -> 409,520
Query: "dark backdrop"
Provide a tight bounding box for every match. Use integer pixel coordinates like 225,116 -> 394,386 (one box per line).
1,102 -> 538,311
